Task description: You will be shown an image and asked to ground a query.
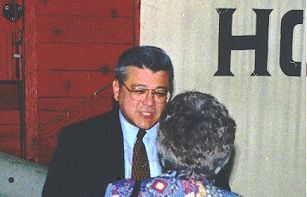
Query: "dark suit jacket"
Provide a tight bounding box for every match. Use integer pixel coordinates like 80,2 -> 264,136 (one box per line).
42,110 -> 230,197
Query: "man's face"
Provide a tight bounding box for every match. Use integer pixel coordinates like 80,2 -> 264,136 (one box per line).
113,67 -> 170,130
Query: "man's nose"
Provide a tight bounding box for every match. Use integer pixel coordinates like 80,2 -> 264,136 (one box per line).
142,91 -> 155,106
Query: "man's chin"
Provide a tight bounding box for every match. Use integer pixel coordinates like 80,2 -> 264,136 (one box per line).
137,121 -> 158,130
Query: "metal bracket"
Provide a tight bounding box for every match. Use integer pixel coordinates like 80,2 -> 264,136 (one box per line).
2,3 -> 23,22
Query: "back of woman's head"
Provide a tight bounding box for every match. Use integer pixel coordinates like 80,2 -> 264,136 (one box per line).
158,91 -> 236,180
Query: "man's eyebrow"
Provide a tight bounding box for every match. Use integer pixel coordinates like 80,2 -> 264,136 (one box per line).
155,86 -> 169,90
130,84 -> 146,88
131,84 -> 166,88
130,84 -> 169,90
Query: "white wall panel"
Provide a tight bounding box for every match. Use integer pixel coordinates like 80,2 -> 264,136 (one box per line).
140,1 -> 306,196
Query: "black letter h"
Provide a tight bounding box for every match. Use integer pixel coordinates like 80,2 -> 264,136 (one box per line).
215,9 -> 273,76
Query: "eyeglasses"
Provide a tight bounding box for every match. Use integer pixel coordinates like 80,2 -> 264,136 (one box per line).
122,82 -> 170,103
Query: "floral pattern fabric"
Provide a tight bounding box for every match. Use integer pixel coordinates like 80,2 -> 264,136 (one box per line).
104,172 -> 240,197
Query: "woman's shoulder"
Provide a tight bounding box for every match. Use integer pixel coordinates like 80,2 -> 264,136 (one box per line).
104,172 -> 240,197
104,173 -> 183,197
202,179 -> 240,197
142,173 -> 241,197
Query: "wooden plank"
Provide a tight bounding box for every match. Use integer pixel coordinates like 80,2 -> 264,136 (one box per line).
24,0 -> 39,161
133,0 -> 140,45
38,104 -> 111,133
36,0 -> 134,17
38,97 -> 85,112
38,85 -> 112,134
38,111 -> 61,124
37,43 -> 130,70
0,33 -> 23,81
37,70 -> 113,97
0,111 -> 20,157
38,94 -> 112,112
38,91 -> 112,130
74,100 -> 112,120
0,111 -> 20,124
0,20 -> 21,32
37,16 -> 134,43
0,32 -> 15,80
0,124 -> 20,156
0,83 -> 19,111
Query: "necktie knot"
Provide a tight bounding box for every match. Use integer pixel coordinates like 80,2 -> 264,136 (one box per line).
136,129 -> 146,141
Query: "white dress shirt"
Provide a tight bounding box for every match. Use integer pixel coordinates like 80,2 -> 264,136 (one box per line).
119,110 -> 162,178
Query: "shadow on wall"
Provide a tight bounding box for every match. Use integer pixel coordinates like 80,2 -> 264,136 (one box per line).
0,152 -> 47,197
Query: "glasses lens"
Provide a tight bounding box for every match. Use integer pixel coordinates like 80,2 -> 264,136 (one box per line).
130,89 -> 147,101
125,83 -> 169,103
153,91 -> 169,103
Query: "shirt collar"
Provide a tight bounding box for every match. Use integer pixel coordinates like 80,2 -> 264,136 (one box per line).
119,110 -> 159,147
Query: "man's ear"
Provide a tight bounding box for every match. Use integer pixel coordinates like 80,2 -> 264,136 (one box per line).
112,79 -> 120,101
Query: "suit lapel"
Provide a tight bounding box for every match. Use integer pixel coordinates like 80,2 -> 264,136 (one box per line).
108,109 -> 125,179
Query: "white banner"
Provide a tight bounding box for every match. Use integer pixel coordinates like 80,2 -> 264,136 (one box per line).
141,1 -> 306,196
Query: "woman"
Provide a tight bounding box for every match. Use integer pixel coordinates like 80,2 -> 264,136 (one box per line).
104,91 -> 240,196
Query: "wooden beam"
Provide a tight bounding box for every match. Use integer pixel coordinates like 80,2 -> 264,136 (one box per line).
23,0 -> 39,162
134,0 -> 140,46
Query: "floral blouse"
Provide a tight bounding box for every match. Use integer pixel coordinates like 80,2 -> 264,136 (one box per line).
104,171 -> 240,197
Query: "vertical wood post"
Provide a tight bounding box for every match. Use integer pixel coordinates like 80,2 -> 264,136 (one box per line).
134,0 -> 140,46
23,0 -> 39,162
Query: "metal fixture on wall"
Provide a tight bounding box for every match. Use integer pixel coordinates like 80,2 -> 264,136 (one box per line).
2,2 -> 23,22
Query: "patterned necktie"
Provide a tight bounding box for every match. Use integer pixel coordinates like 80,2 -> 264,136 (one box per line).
131,129 -> 150,181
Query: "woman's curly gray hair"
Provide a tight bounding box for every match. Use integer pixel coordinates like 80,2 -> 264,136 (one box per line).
158,91 -> 236,180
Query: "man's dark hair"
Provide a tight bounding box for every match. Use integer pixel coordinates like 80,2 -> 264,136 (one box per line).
115,46 -> 174,94
158,91 -> 236,180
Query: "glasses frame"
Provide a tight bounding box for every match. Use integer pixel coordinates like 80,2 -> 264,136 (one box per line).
122,82 -> 170,103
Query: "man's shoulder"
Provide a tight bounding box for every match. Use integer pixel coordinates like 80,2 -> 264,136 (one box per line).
73,111 -> 116,127
58,110 -> 119,141
66,110 -> 116,128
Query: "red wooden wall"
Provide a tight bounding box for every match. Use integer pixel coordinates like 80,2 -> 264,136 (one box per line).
0,0 -> 23,157
0,0 -> 140,164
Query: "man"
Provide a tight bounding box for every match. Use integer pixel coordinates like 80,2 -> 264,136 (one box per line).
42,46 -> 230,197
